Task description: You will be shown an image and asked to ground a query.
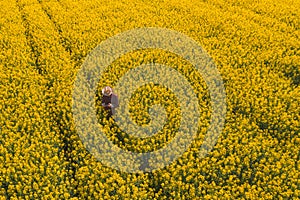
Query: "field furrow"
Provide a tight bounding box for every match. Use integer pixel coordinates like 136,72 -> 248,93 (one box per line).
0,0 -> 74,198
14,0 -> 83,198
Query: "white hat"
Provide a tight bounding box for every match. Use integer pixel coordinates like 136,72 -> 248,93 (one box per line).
102,86 -> 112,96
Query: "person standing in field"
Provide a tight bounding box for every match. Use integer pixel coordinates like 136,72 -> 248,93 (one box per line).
101,86 -> 119,119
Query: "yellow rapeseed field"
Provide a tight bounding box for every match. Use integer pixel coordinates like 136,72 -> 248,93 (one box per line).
0,0 -> 299,199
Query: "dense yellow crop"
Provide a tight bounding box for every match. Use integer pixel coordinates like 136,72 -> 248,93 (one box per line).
1,0 -> 299,199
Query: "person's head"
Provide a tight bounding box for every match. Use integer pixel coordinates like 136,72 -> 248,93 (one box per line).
102,86 -> 112,96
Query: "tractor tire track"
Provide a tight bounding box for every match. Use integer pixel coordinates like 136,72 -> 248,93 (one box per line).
15,0 -> 44,76
15,0 -> 79,198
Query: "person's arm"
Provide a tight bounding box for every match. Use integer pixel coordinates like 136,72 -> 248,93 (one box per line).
102,103 -> 110,107
102,96 -> 110,107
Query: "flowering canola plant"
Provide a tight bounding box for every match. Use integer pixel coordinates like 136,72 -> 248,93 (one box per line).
0,0 -> 299,199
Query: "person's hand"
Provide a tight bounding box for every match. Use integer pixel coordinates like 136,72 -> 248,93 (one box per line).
102,103 -> 111,108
